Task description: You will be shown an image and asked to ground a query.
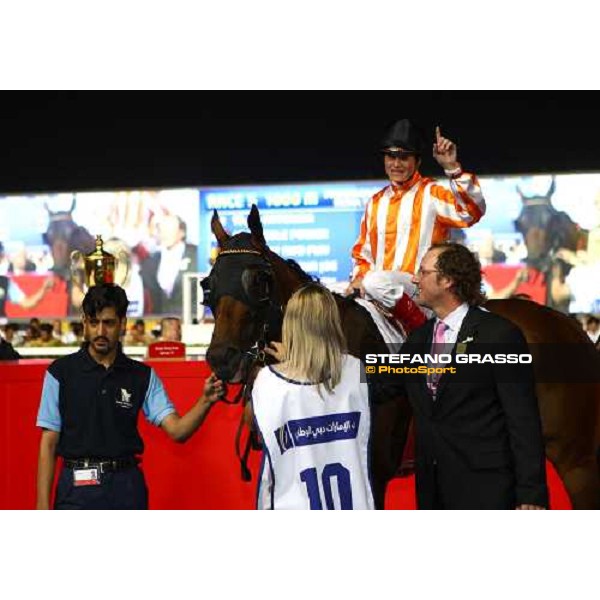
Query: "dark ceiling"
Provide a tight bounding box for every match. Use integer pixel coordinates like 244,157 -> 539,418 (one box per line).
1,91 -> 598,194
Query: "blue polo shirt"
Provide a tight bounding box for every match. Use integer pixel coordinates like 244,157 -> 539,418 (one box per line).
36,345 -> 175,458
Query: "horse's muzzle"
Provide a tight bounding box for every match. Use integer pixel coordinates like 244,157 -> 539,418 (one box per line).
206,344 -> 246,383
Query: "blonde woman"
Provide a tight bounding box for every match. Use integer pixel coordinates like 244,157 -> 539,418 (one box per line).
251,283 -> 374,510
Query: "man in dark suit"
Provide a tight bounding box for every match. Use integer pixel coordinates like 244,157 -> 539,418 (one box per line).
140,214 -> 198,315
399,242 -> 548,509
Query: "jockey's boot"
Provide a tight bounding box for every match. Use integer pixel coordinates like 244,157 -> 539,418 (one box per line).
392,293 -> 427,334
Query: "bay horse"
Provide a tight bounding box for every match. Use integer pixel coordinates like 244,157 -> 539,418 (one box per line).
205,205 -> 600,509
43,196 -> 95,277
515,177 -> 588,311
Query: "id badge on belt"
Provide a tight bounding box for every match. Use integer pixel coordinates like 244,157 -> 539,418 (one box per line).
73,468 -> 101,487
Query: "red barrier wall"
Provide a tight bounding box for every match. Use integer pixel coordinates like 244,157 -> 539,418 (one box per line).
0,359 -> 261,510
0,360 -> 571,509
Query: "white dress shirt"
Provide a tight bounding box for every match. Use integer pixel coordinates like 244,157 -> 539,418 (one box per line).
435,302 -> 470,347
157,241 -> 186,297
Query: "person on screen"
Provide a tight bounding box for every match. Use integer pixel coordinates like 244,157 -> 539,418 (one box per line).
8,244 -> 37,274
251,283 -> 374,510
0,257 -> 55,318
35,284 -> 225,510
140,213 -> 198,314
101,237 -> 145,317
347,120 -> 486,334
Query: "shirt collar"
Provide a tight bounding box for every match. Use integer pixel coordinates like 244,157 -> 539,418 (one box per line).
391,171 -> 421,193
79,342 -> 128,372
437,302 -> 469,333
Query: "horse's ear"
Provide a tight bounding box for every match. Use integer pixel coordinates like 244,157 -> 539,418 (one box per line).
248,204 -> 266,247
211,210 -> 230,247
69,194 -> 76,213
547,176 -> 556,199
44,201 -> 55,216
515,185 -> 524,201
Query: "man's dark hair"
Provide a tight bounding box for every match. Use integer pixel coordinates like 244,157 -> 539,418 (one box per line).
40,323 -> 54,335
82,285 -> 129,319
588,316 -> 600,327
432,242 -> 486,306
70,322 -> 84,335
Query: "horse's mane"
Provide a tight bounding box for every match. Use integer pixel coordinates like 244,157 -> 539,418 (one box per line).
225,232 -> 317,284
281,257 -> 316,284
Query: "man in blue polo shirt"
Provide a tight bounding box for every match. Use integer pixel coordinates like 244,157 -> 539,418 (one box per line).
36,284 -> 224,510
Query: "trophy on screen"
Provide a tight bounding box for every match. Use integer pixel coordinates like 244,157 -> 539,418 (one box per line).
71,234 -> 129,290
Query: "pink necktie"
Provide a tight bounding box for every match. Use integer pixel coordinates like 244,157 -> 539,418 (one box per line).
433,320 -> 448,347
428,320 -> 448,395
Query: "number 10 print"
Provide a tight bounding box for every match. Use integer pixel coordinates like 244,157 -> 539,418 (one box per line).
299,463 -> 353,509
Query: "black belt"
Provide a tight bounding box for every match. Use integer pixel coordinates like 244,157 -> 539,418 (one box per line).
64,456 -> 139,472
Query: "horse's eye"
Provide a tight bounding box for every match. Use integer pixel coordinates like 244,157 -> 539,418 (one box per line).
242,268 -> 271,303
255,272 -> 272,302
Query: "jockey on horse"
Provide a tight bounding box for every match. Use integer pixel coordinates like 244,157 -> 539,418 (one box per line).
347,119 -> 486,334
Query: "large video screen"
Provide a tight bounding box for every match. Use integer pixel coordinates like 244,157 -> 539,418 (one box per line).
2,173 -> 600,320
0,190 -> 200,318
199,182 -> 384,284
468,174 -> 600,314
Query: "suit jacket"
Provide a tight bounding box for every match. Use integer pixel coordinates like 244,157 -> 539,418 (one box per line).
140,243 -> 197,315
399,306 -> 548,509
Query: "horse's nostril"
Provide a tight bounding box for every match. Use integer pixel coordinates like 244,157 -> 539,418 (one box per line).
206,344 -> 243,381
224,346 -> 242,364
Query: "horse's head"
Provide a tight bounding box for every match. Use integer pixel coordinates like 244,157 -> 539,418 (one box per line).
514,177 -> 565,261
43,197 -> 95,273
514,178 -> 588,280
203,206 -> 284,383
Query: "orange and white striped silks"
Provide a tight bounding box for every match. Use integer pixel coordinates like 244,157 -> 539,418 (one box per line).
351,171 -> 486,279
